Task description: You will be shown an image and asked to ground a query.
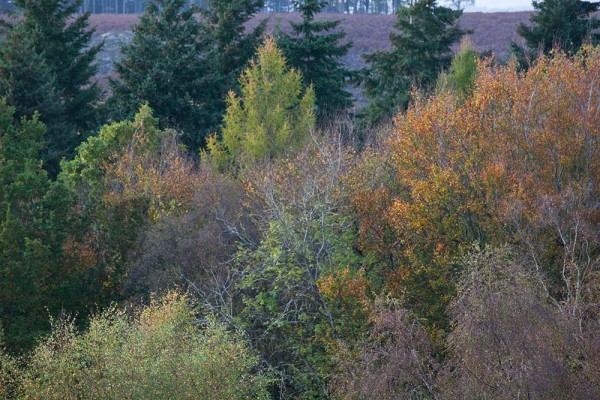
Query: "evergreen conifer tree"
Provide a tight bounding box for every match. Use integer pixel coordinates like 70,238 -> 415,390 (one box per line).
111,0 -> 212,150
0,0 -> 102,176
112,0 -> 265,150
361,0 -> 466,125
0,24 -> 71,174
0,101 -> 74,351
200,0 -> 266,96
511,0 -> 600,63
278,0 -> 353,120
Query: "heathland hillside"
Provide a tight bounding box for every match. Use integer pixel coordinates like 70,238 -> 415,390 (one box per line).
91,11 -> 532,76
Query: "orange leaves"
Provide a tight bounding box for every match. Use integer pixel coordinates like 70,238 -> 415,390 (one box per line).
352,186 -> 397,258
376,46 -> 600,326
351,47 -> 600,328
103,134 -> 207,222
319,267 -> 370,307
388,46 -> 600,260
61,235 -> 99,274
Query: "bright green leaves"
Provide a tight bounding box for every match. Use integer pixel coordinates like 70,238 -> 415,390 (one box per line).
207,37 -> 316,173
62,104 -> 162,200
437,39 -> 479,102
16,292 -> 270,399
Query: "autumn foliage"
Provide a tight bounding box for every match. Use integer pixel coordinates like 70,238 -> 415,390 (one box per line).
1,8 -> 600,397
347,47 -> 600,333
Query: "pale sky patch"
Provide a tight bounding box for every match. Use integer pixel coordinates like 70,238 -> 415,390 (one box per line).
465,0 -> 600,12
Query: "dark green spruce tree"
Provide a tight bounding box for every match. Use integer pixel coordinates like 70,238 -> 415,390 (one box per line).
277,0 -> 353,120
512,0 -> 600,63
0,23 -> 69,161
112,0 -> 265,151
361,0 -> 466,125
200,0 -> 266,105
111,0 -> 213,150
0,0 -> 102,177
0,101 -> 75,352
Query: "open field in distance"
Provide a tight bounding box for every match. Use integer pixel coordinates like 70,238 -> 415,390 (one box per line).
90,11 -> 533,77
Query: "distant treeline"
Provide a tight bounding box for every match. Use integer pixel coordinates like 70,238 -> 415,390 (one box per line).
0,0 -> 412,14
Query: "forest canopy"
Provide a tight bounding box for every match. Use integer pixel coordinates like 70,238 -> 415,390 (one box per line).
0,1 -> 599,399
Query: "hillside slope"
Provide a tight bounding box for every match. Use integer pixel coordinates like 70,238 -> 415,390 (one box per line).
91,11 -> 532,77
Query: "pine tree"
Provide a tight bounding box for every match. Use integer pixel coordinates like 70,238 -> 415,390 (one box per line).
201,0 -> 267,97
111,0 -> 212,150
0,0 -> 102,176
112,0 -> 265,151
0,101 -> 74,352
511,0 -> 600,62
361,0 -> 466,125
0,24 -> 71,175
206,37 -> 315,173
277,0 -> 353,120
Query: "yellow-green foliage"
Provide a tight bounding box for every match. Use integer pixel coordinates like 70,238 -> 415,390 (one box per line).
17,292 -> 269,400
206,36 -> 315,172
0,326 -> 9,398
437,39 -> 478,102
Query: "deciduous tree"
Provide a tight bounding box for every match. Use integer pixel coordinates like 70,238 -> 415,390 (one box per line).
357,46 -> 600,333
18,292 -> 270,399
206,37 -> 315,173
237,137 -> 361,397
445,247 -> 572,399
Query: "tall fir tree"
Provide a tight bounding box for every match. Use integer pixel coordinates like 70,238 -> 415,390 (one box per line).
112,0 -> 265,150
277,0 -> 353,120
200,0 -> 266,92
0,24 -> 71,174
0,101 -> 75,352
0,0 -> 102,177
111,0 -> 213,150
511,0 -> 600,63
199,0 -> 266,139
361,0 -> 466,125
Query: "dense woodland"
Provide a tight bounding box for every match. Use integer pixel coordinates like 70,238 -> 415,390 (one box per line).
0,0 -> 599,399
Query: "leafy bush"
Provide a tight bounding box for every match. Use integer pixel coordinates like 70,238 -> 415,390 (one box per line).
17,291 -> 269,400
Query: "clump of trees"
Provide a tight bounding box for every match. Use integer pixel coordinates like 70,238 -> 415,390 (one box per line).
512,0 -> 600,63
1,1 -> 600,399
110,0 -> 265,150
2,291 -> 270,399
